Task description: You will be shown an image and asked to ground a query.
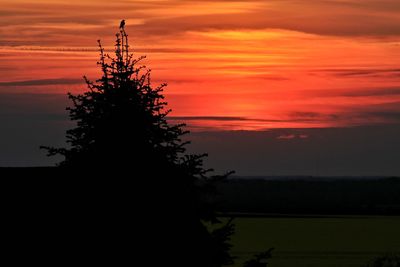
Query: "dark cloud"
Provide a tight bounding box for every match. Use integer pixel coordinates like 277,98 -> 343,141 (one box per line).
349,101 -> 400,123
169,115 -> 341,124
312,101 -> 400,125
286,104 -> 400,126
303,87 -> 400,98
317,68 -> 400,78
363,111 -> 400,121
0,79 -> 83,87
170,107 -> 400,129
340,88 -> 400,97
289,112 -> 340,122
169,116 -> 249,121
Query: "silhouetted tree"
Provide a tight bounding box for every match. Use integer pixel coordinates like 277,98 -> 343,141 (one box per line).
42,23 -> 235,267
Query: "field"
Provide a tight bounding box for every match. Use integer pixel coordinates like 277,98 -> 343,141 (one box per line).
229,216 -> 400,267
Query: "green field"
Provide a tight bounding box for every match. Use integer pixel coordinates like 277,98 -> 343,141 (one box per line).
228,216 -> 400,267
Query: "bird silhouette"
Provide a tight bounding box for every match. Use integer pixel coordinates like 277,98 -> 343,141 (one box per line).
120,20 -> 125,29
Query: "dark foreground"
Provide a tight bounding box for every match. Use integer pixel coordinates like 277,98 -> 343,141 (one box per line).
2,167 -> 216,266
2,168 -> 399,266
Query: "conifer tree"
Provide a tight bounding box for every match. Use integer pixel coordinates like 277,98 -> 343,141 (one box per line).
42,23 -> 235,267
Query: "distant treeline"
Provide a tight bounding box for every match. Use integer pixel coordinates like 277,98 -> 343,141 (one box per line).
1,168 -> 399,215
215,177 -> 400,216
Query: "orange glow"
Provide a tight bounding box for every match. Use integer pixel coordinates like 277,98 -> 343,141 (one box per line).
1,0 -> 400,130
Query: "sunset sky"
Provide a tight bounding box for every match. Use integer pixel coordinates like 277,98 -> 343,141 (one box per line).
1,0 -> 399,174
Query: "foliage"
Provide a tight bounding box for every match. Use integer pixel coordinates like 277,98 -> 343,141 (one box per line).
211,218 -> 236,266
243,248 -> 274,267
363,254 -> 400,267
41,24 -> 236,267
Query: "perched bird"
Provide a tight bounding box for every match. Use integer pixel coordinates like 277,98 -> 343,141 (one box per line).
120,20 -> 125,29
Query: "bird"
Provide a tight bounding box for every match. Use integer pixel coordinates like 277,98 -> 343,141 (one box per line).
119,20 -> 125,29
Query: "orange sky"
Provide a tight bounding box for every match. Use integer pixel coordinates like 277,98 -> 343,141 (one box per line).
1,0 -> 400,130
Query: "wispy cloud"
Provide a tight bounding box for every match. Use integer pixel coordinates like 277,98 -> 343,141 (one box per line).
289,112 -> 340,122
316,68 -> 400,78
169,116 -> 249,121
0,79 -> 83,87
304,87 -> 400,98
276,133 -> 308,140
2,0 -> 400,48
340,88 -> 400,97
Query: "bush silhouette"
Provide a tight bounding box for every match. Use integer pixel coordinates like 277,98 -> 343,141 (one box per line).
243,249 -> 274,267
41,23 -> 235,267
363,254 -> 400,267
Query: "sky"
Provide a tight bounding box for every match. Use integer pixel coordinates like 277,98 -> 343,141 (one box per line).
0,0 -> 400,175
